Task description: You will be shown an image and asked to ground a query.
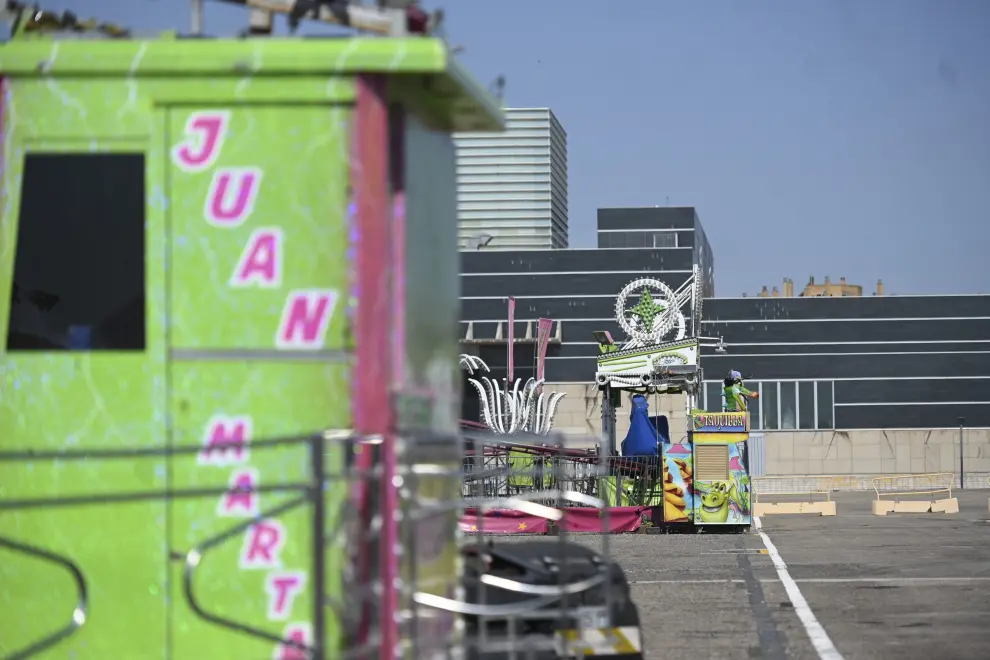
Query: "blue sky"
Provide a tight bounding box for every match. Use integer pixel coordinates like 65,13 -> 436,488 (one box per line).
46,1 -> 990,296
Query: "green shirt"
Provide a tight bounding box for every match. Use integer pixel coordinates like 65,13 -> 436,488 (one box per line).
723,383 -> 754,411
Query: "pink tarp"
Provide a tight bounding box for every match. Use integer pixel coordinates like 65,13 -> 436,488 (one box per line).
557,506 -> 651,533
460,508 -> 549,534
459,506 -> 651,535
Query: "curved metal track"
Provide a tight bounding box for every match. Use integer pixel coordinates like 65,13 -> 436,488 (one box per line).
0,536 -> 88,660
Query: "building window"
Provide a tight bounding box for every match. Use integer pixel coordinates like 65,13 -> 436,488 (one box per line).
703,379 -> 833,431
780,381 -> 797,429
652,232 -> 676,248
761,382 -> 779,430
704,381 -> 723,412
816,381 -> 834,430
749,384 -> 762,430
6,153 -> 146,351
798,381 -> 816,429
624,232 -> 648,248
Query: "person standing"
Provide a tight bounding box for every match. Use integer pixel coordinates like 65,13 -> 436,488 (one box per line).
723,370 -> 759,412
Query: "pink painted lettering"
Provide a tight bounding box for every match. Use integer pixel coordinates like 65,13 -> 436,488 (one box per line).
229,228 -> 283,288
240,519 -> 286,570
275,290 -> 338,350
171,111 -> 230,172
204,168 -> 263,227
217,468 -> 260,518
273,623 -> 312,660
265,572 -> 307,621
197,416 -> 252,466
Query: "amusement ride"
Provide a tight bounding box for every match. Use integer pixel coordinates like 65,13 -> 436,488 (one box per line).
593,265 -> 753,528
457,264 -> 754,530
459,353 -> 565,435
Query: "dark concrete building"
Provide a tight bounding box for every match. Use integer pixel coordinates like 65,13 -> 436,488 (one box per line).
459,207 -> 712,384
596,206 -> 714,300
459,207 -> 990,432
699,295 -> 990,430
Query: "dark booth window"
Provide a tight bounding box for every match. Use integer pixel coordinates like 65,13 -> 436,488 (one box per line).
7,153 -> 146,351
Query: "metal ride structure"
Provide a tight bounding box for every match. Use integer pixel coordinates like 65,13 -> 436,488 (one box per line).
595,266 -> 715,396
0,2 -> 642,658
594,266 -> 753,529
594,265 -> 722,452
457,303 -> 571,510
460,299 -> 564,437
459,353 -> 566,435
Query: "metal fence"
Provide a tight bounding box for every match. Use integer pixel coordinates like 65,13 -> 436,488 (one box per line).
456,430 -> 643,657
0,429 -> 643,659
1,432 -> 371,658
461,433 -> 671,508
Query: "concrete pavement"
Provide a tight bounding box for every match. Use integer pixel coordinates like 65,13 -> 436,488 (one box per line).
531,489 -> 990,659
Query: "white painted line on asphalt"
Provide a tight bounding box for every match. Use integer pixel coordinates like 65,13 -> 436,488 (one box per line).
631,579 -> 746,585
755,515 -> 846,660
631,576 -> 990,586
791,577 -> 990,585
701,548 -> 769,553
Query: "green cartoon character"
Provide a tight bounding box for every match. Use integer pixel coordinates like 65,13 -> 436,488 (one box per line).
698,480 -> 737,523
735,473 -> 751,513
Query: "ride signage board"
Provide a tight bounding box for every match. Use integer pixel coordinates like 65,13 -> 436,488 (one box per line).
692,412 -> 749,433
594,267 -> 720,391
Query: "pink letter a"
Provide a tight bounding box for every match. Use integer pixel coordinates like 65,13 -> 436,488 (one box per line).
230,228 -> 283,288
273,623 -> 312,660
217,468 -> 260,518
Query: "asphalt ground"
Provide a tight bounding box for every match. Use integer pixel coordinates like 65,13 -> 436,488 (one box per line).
498,490 -> 990,659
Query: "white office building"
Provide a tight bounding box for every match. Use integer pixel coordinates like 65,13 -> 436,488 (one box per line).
455,108 -> 568,250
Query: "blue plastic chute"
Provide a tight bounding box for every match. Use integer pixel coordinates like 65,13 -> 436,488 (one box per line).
620,395 -> 670,457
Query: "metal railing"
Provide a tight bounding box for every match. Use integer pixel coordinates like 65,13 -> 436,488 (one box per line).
460,435 -> 670,509
871,472 -> 955,501
753,475 -> 835,506
0,428 -> 638,659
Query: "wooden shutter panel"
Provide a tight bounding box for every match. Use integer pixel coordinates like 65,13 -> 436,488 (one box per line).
695,444 -> 729,482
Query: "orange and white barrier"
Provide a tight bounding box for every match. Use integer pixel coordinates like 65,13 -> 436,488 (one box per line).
753,476 -> 837,516
871,473 -> 958,515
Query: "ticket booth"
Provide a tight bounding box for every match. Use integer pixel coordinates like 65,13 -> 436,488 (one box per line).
689,412 -> 753,528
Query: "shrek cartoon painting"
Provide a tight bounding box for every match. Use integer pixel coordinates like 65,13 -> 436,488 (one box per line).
696,474 -> 751,523
698,480 -> 736,523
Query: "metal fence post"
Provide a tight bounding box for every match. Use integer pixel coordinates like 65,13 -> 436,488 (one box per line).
958,417 -> 965,490
310,433 -> 326,658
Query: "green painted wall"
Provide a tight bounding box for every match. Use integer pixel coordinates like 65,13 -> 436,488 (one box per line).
0,76 -> 352,658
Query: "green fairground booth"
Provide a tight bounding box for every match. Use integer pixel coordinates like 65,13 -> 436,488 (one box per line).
0,3 -> 503,658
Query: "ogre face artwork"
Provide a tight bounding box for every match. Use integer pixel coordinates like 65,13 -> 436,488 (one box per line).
698,481 -> 736,523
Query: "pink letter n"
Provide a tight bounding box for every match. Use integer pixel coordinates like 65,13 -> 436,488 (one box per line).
275,290 -> 338,350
